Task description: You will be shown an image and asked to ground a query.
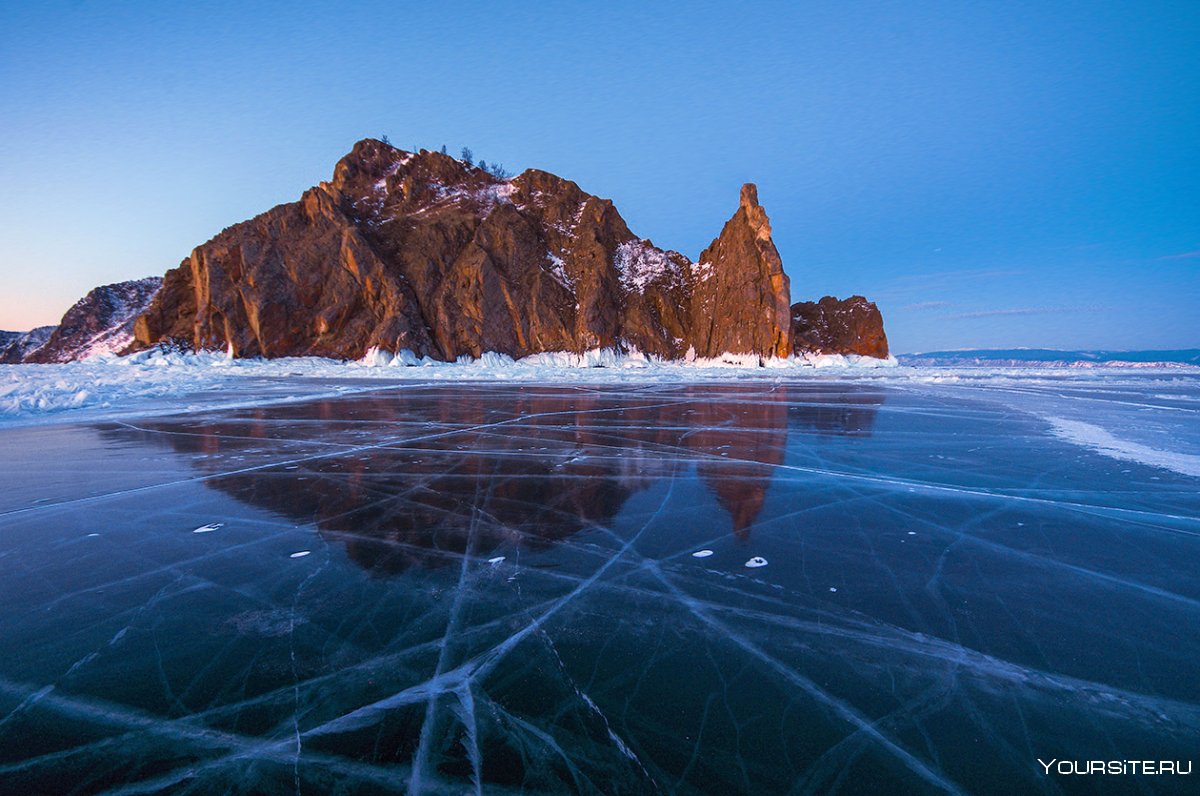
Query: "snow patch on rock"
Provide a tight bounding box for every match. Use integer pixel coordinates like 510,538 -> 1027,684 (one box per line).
614,240 -> 685,294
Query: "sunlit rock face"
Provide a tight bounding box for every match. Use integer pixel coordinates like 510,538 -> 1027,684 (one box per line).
689,184 -> 792,360
134,140 -> 697,360
130,139 -> 887,362
790,295 -> 890,358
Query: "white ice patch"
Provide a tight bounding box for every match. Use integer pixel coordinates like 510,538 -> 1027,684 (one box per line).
691,549 -> 714,558
1043,416 -> 1200,478
745,556 -> 768,568
689,352 -> 765,368
0,347 -> 913,425
797,352 -> 900,369
289,551 -> 311,558
192,523 -> 223,534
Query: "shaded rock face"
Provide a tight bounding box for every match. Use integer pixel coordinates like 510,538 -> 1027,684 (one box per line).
0,326 -> 54,364
134,140 -> 852,362
790,295 -> 889,358
24,278 -> 162,364
690,184 -> 792,359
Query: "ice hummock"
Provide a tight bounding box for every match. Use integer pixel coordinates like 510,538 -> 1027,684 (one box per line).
1,346 -> 897,423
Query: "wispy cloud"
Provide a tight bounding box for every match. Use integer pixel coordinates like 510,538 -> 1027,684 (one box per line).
875,269 -> 1026,299
1156,250 -> 1200,261
945,306 -> 1107,320
902,301 -> 950,311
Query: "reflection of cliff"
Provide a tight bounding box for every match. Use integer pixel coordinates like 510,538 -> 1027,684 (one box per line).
686,387 -> 789,537
122,387 -> 882,573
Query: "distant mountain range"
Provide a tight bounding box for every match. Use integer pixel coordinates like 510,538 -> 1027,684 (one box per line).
3,139 -> 889,365
899,349 -> 1200,367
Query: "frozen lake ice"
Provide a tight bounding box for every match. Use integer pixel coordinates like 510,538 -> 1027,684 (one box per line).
0,373 -> 1197,793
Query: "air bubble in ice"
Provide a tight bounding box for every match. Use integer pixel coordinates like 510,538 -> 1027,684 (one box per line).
290,551 -> 311,558
745,557 -> 768,568
192,523 -> 223,534
692,549 -> 714,558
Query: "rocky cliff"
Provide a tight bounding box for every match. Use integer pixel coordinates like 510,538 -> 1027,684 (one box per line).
790,295 -> 889,359
0,326 -> 55,364
690,184 -> 791,359
23,278 -> 162,364
134,141 -> 697,360
130,139 -> 887,363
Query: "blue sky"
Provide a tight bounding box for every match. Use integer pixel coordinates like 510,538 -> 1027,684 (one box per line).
1,1 -> 1196,352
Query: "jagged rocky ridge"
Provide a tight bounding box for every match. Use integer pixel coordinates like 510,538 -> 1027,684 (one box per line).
0,326 -> 54,364
4,279 -> 162,364
130,139 -> 888,363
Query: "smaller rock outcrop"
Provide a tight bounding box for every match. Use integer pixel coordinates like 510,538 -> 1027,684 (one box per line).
790,295 -> 888,358
24,278 -> 162,363
0,326 -> 55,364
689,184 -> 792,359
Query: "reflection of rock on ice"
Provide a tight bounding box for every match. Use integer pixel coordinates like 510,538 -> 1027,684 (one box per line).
121,385 -> 883,574
745,556 -> 768,568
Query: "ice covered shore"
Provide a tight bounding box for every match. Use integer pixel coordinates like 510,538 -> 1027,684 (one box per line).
1,347 -> 897,422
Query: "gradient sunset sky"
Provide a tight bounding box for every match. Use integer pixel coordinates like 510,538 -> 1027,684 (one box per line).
1,1 -> 1196,352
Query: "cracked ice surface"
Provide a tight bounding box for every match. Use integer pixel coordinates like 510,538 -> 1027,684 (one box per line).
0,377 -> 1198,794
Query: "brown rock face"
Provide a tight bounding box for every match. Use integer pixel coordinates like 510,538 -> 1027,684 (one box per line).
130,139 -> 886,363
689,184 -> 792,359
790,295 -> 889,358
25,278 -> 161,363
135,141 -> 698,361
134,186 -> 431,359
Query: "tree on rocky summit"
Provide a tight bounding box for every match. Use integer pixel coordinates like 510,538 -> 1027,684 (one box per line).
460,147 -> 473,166
488,162 -> 511,179
381,134 -> 391,146
440,144 -> 448,155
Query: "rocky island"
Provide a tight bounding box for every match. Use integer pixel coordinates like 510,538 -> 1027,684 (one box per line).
6,139 -> 887,365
